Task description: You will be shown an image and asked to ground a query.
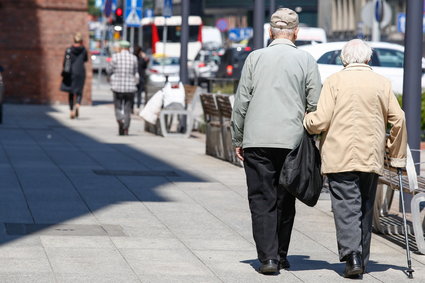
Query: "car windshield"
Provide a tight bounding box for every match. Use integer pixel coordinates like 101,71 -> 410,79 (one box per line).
317,47 -> 404,68
152,57 -> 180,66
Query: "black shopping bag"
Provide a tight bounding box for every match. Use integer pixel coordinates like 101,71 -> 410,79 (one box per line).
279,130 -> 323,207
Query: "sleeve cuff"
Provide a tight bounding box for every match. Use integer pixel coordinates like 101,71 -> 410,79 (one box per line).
390,157 -> 406,168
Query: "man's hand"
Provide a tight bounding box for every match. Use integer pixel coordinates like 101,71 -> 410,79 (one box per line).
235,147 -> 244,161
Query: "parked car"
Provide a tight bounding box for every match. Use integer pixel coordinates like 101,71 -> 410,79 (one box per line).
91,49 -> 111,72
145,56 -> 180,97
299,41 -> 425,94
216,47 -> 252,79
189,48 -> 222,86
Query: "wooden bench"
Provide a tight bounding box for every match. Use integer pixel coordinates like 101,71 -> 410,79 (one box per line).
374,152 -> 425,254
200,93 -> 225,160
215,94 -> 242,167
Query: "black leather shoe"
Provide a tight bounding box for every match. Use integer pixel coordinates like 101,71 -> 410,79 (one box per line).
279,257 -> 290,269
344,252 -> 363,278
259,259 -> 279,275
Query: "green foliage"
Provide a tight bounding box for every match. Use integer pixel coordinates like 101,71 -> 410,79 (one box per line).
88,0 -> 102,17
396,92 -> 425,138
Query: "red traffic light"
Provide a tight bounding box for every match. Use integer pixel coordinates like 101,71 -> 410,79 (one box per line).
115,8 -> 123,17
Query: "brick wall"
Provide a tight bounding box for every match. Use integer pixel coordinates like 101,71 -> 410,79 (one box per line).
0,0 -> 92,104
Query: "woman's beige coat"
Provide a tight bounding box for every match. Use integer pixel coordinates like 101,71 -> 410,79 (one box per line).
304,63 -> 407,175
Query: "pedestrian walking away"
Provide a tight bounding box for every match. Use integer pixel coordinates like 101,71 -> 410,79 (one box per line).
231,8 -> 321,275
107,40 -> 139,136
60,32 -> 88,119
304,39 -> 407,279
133,46 -> 149,112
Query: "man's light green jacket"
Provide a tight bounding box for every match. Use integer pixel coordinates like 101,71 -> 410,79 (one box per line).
231,38 -> 321,149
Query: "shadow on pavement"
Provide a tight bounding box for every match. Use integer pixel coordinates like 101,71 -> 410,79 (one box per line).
0,104 -> 206,244
241,255 -> 407,276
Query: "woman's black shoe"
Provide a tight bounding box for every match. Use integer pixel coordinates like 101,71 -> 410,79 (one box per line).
259,259 -> 279,275
344,252 -> 363,278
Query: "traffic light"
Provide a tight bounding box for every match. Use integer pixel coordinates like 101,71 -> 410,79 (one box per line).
113,6 -> 123,25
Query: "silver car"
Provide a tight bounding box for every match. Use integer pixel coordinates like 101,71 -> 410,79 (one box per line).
145,56 -> 180,98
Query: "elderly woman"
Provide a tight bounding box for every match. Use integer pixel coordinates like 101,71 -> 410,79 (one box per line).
304,39 -> 407,279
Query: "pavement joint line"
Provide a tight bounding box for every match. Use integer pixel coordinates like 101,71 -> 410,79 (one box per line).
113,174 -> 225,282
0,134 -> 36,224
165,176 -> 256,248
36,107 -> 146,282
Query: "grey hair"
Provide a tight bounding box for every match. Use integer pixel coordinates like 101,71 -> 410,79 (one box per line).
270,26 -> 296,38
341,39 -> 373,66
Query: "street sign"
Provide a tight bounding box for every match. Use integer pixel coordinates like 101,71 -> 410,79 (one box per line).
397,13 -> 425,33
125,0 -> 143,27
103,0 -> 113,17
163,0 -> 173,18
361,0 -> 391,28
216,18 -> 229,32
228,28 -> 253,41
145,8 -> 154,18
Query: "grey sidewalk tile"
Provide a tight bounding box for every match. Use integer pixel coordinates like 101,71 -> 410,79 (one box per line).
120,248 -> 216,277
112,237 -> 186,250
55,273 -> 141,283
41,236 -> 116,248
139,274 -> 218,283
183,238 -> 254,251
45,247 -> 135,275
0,247 -> 52,273
0,273 -> 56,283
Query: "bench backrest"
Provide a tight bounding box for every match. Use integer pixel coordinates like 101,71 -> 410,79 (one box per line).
215,95 -> 233,120
200,94 -> 220,122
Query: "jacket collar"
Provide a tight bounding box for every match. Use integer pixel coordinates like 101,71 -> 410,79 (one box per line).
268,38 -> 296,48
343,63 -> 372,71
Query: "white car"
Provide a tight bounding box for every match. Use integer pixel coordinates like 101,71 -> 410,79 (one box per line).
145,56 -> 180,98
299,41 -> 425,94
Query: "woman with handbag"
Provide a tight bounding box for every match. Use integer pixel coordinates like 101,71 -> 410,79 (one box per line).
60,32 -> 88,119
304,39 -> 407,279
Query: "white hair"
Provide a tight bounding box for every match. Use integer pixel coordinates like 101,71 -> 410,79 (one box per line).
341,39 -> 373,66
270,26 -> 296,38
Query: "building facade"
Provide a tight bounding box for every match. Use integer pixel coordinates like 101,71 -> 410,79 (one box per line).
319,0 -> 408,41
0,0 -> 91,104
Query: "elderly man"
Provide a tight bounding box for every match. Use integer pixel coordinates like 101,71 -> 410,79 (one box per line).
304,39 -> 407,278
108,40 -> 139,135
231,8 -> 321,274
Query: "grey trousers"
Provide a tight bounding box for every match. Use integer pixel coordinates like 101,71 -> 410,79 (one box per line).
328,171 -> 378,268
113,92 -> 135,130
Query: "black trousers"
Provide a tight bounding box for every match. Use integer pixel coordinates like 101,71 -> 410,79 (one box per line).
68,92 -> 82,110
113,92 -> 135,130
327,171 -> 378,268
243,148 -> 295,262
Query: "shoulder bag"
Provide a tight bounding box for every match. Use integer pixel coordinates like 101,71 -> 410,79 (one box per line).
279,130 -> 323,207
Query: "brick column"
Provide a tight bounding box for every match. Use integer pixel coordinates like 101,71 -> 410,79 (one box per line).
0,0 -> 92,104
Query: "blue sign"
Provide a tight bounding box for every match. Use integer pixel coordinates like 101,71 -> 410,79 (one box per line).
374,0 -> 383,23
125,0 -> 143,27
103,0 -> 113,17
216,18 -> 229,32
163,0 -> 173,18
228,28 -> 253,41
397,13 -> 425,33
145,8 -> 154,18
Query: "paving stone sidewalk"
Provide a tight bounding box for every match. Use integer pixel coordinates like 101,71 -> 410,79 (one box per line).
0,103 -> 423,282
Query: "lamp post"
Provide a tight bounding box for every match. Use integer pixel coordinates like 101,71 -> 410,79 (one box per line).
179,0 -> 190,84
253,0 -> 265,50
401,0 -> 424,211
